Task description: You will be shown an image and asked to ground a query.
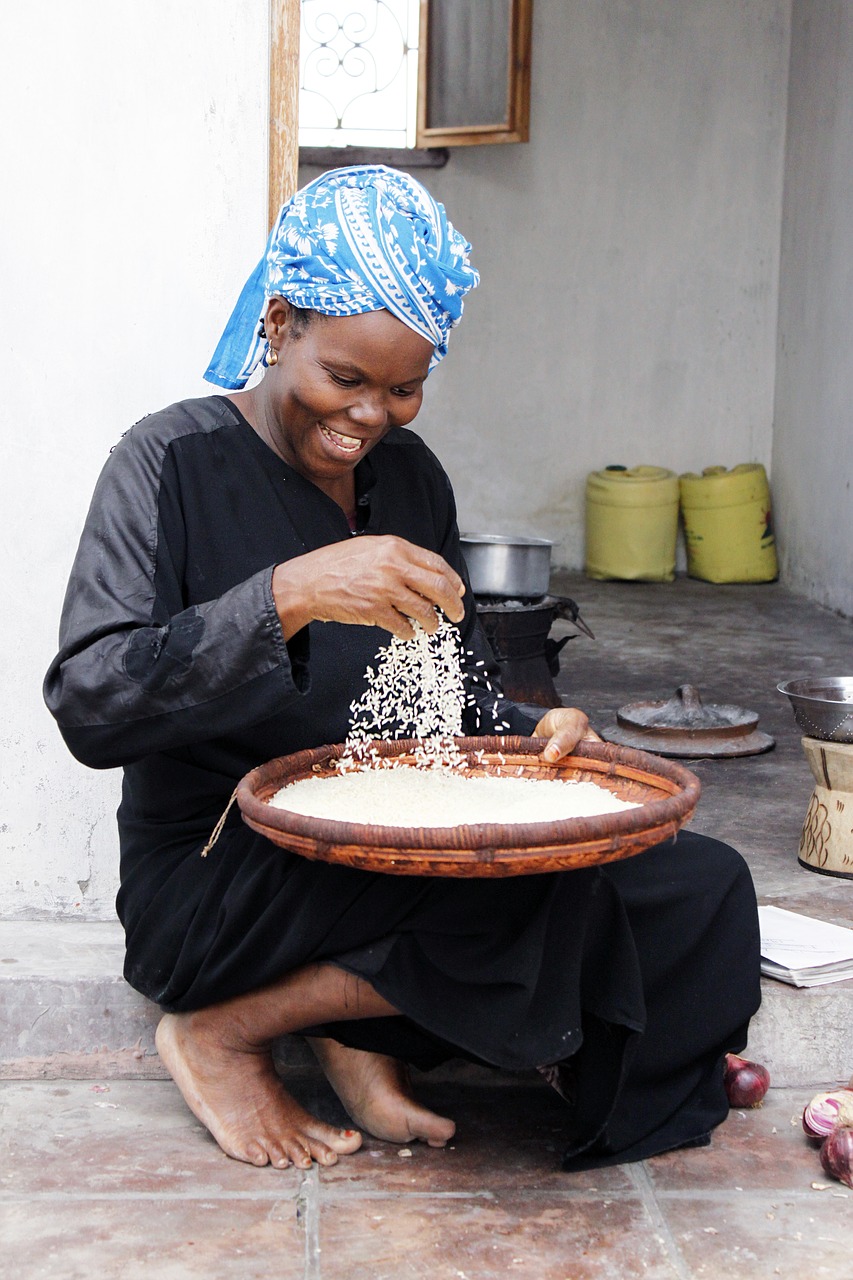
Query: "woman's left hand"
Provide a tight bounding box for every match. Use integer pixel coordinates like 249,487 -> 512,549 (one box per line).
532,707 -> 602,764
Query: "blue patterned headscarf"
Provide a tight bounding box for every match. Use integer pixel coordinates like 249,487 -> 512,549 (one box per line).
204,165 -> 479,389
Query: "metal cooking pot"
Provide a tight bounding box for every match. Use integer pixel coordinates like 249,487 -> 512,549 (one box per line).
460,533 -> 553,598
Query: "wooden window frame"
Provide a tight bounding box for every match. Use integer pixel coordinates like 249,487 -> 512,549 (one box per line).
269,0 -> 302,228
271,0 -> 534,220
416,0 -> 532,147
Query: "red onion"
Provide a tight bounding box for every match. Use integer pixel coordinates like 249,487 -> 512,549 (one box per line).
819,1125 -> 853,1189
723,1053 -> 770,1108
802,1087 -> 853,1139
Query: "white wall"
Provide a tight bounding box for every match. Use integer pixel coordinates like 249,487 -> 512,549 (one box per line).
1,1 -> 269,918
772,1 -> 853,618
2,0 -> 795,920
380,0 -> 791,564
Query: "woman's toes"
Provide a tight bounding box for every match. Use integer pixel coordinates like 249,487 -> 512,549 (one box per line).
425,1118 -> 456,1148
243,1139 -> 271,1167
329,1127 -> 363,1154
264,1140 -> 291,1169
286,1140 -> 313,1170
403,1107 -> 455,1148
303,1127 -> 352,1165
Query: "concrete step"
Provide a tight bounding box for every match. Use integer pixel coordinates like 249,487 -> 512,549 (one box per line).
1,920 -> 851,1088
0,920 -> 312,1080
0,920 -> 163,1080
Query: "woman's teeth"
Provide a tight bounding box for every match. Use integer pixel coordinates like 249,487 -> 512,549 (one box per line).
321,425 -> 363,453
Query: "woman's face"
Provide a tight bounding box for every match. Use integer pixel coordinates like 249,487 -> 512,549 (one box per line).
260,302 -> 434,493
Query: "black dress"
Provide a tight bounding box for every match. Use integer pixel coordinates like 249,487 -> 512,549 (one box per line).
44,396 -> 761,1168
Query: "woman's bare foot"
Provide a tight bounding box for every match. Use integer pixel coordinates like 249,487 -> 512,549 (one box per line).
156,1012 -> 363,1169
308,1036 -> 456,1148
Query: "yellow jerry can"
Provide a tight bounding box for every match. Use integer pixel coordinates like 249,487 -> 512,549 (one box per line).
584,466 -> 680,582
679,464 -> 778,583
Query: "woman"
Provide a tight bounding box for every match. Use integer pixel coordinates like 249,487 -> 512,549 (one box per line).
44,166 -> 761,1172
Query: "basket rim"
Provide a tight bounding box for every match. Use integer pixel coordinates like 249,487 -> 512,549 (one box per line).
236,736 -> 700,853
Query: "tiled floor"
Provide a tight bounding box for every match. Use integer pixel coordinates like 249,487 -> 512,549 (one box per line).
3,575 -> 853,1277
1,1074 -> 850,1279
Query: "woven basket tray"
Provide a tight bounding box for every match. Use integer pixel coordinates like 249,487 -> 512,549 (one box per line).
236,737 -> 700,877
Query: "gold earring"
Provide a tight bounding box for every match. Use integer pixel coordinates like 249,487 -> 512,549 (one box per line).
266,344 -> 278,367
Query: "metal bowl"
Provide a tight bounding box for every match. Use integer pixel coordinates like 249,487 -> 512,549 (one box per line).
460,533 -> 553,597
777,676 -> 853,742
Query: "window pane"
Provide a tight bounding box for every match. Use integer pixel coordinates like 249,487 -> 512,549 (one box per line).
299,0 -> 419,148
425,0 -> 511,129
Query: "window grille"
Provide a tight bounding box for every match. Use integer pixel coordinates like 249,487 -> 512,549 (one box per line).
298,0 -> 420,149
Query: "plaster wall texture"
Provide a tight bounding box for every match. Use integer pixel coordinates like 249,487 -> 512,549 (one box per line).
0,0 -> 803,921
1,1 -> 269,919
363,0 -> 792,567
772,1 -> 853,619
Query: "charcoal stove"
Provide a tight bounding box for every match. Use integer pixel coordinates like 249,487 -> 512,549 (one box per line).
475,594 -> 594,709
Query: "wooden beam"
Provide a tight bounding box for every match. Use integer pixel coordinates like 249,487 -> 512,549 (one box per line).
269,0 -> 301,229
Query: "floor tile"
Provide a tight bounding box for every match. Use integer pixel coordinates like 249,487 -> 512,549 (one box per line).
313,1080 -> 635,1197
318,1193 -> 682,1280
0,1079 -> 304,1198
0,1198 -> 305,1280
645,1088 -> 824,1193
658,1191 -> 852,1279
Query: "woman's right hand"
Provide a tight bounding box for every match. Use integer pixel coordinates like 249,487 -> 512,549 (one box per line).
271,535 -> 466,641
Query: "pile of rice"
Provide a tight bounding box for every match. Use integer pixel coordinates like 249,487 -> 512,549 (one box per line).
270,614 -> 639,828
270,766 -> 638,828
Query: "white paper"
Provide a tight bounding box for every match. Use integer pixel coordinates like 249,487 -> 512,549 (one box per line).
758,905 -> 853,987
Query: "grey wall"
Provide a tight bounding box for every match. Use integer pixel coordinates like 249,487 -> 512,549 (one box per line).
772,1 -> 853,618
304,0 -> 792,569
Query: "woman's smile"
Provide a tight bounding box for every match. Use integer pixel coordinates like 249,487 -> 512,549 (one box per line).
238,305 -> 434,507
319,423 -> 368,455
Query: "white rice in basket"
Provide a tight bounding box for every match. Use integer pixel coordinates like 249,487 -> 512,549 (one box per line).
269,615 -> 639,828
270,767 -> 638,828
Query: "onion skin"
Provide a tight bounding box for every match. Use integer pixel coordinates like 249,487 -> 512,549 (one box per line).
723,1054 -> 771,1108
802,1087 -> 853,1139
819,1125 -> 853,1189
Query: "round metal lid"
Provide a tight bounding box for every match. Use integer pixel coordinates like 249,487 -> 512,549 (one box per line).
602,685 -> 775,758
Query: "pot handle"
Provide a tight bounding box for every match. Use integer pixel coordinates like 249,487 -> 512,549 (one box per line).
545,634 -> 572,676
551,596 -> 595,639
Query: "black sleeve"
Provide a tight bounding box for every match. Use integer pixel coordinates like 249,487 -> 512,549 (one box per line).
43,415 -> 308,769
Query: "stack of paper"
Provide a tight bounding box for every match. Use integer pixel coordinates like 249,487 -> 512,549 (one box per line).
758,905 -> 853,988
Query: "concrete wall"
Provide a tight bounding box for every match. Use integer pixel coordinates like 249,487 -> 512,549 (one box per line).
369,0 -> 792,563
1,1 -> 269,919
772,1 -> 853,618
2,0 -> 794,920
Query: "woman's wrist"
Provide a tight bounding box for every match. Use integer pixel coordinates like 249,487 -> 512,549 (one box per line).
272,561 -> 315,641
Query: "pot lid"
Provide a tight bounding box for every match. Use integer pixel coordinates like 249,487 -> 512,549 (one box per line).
602,684 -> 774,758
461,533 -> 553,547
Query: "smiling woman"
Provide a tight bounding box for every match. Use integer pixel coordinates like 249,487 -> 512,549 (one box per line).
44,165 -> 761,1176
237,303 -> 432,517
